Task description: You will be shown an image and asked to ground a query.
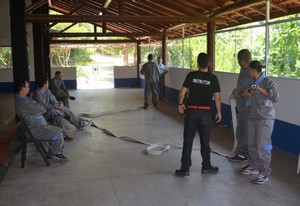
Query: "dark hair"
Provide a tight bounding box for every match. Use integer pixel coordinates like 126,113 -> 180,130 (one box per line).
237,49 -> 252,62
15,79 -> 28,93
249,60 -> 265,73
55,71 -> 61,76
37,75 -> 49,88
148,54 -> 153,61
197,53 -> 210,68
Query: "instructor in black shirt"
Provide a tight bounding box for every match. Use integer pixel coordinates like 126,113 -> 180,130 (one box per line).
175,53 -> 222,176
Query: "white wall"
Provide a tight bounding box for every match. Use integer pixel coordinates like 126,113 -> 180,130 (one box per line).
0,69 -> 13,82
114,65 -> 137,79
0,0 -> 10,45
165,68 -> 300,126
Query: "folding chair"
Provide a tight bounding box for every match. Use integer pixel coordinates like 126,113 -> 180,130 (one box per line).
20,121 -> 50,168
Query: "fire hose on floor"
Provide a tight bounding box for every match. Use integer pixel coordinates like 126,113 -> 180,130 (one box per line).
79,102 -> 238,158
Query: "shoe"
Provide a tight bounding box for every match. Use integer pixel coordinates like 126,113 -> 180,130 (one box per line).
56,153 -> 69,161
69,96 -> 76,100
64,135 -> 73,141
240,165 -> 259,175
143,105 -> 149,109
201,166 -> 219,173
175,169 -> 190,177
253,174 -> 269,185
228,154 -> 247,162
47,153 -> 61,161
78,120 -> 92,129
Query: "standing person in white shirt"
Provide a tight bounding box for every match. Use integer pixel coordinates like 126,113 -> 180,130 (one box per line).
157,57 -> 168,100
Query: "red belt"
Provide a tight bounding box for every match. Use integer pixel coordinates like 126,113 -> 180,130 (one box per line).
187,106 -> 211,110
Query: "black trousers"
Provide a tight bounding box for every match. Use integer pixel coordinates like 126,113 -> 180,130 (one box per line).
181,109 -> 212,170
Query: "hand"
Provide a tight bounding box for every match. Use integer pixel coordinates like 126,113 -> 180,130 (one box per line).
56,102 -> 64,110
215,112 -> 222,123
229,93 -> 236,102
240,90 -> 253,97
178,104 -> 186,114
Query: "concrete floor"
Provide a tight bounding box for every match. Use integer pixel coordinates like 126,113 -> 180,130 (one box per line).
0,89 -> 299,206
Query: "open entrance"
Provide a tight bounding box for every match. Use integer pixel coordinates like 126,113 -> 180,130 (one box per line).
51,43 -> 136,90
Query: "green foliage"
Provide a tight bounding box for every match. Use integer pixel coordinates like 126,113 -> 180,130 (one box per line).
269,21 -> 300,78
0,47 -> 12,69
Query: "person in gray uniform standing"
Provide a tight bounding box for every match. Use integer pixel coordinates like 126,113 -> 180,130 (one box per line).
240,60 -> 279,185
140,54 -> 160,109
229,49 -> 253,161
32,76 -> 92,137
15,80 -> 67,161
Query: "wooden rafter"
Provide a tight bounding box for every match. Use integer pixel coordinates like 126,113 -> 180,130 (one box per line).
150,0 -> 206,17
25,0 -> 48,13
25,14 -> 226,24
270,0 -> 288,13
51,39 -> 139,44
211,0 -> 264,16
118,0 -> 125,15
47,32 -> 164,38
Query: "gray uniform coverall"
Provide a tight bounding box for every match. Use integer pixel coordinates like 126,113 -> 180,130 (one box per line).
15,94 -> 64,154
32,88 -> 86,131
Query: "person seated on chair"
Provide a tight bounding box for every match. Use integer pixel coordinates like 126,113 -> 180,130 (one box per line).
15,80 -> 68,161
49,71 -> 73,108
32,75 -> 92,136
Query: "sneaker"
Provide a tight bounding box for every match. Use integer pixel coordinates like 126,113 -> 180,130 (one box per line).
240,165 -> 259,175
47,153 -> 61,161
253,174 -> 269,185
143,105 -> 149,109
64,135 -> 73,141
175,169 -> 190,177
228,154 -> 247,162
78,120 -> 92,129
201,166 -> 219,174
56,153 -> 69,161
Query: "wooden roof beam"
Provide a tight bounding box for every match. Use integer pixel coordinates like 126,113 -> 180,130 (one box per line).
236,11 -> 253,21
211,0 -> 264,17
250,7 -> 266,16
103,0 -> 112,9
44,4 -> 85,31
25,0 -> 48,13
51,39 -> 140,44
25,14 -> 227,24
150,0 -> 206,17
270,1 -> 288,13
47,32 -> 164,38
119,0 -> 125,15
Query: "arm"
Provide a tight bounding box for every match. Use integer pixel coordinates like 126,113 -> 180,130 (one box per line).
213,92 -> 222,123
140,64 -> 145,75
178,87 -> 187,114
257,81 -> 279,103
60,80 -> 69,96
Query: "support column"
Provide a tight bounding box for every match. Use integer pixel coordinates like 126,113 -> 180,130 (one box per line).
33,1 -> 45,80
162,34 -> 167,66
265,0 -> 270,76
43,36 -> 51,77
42,6 -> 51,78
207,21 -> 216,72
136,42 -> 141,87
10,0 -> 29,92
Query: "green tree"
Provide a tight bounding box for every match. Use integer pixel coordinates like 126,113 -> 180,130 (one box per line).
269,20 -> 300,77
